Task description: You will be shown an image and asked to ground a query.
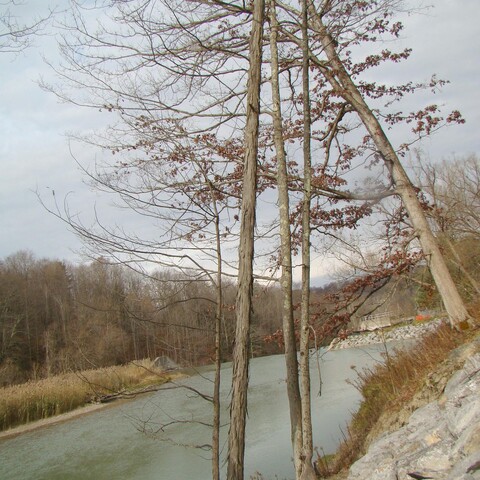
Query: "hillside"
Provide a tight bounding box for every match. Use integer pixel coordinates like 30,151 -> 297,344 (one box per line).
320,322 -> 480,479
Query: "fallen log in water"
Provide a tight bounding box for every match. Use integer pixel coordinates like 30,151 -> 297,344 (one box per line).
93,384 -> 165,404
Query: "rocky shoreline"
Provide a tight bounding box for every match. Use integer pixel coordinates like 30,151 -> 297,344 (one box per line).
329,319 -> 446,350
346,338 -> 480,479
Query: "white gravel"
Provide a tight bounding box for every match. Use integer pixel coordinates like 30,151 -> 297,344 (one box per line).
328,318 -> 447,350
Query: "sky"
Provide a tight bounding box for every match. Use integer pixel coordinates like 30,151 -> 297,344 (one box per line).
1,0 -> 479,282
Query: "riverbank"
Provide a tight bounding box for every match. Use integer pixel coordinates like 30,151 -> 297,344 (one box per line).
0,402 -> 109,440
0,359 -> 180,434
346,336 -> 480,479
319,319 -> 480,478
328,318 -> 446,350
0,381 -> 185,441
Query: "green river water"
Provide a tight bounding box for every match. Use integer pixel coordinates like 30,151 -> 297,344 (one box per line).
0,344 -> 392,480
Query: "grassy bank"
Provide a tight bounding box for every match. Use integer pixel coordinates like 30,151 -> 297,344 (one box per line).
0,360 -> 177,432
316,320 -> 478,477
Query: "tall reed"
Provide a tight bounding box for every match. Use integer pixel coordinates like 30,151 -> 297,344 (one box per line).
0,360 -> 172,432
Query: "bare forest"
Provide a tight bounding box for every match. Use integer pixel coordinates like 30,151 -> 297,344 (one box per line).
0,251 -> 289,385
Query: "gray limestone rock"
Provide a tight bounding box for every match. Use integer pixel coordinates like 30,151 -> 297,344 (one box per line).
446,451 -> 480,479
346,346 -> 480,480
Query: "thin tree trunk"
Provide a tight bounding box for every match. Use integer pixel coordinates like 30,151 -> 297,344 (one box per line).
298,1 -> 316,478
227,1 -> 265,478
212,195 -> 223,480
268,1 -> 304,477
311,12 -> 472,329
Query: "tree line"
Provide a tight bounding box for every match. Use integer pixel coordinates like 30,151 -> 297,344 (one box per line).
0,251 -> 289,386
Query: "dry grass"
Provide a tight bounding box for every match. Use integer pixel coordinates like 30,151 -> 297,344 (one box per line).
316,321 -> 469,477
0,360 -> 173,432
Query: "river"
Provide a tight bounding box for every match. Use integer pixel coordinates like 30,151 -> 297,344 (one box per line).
0,344 -> 391,480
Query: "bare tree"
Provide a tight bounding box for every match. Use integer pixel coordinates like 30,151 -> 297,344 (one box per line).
227,1 -> 265,478
42,3 -> 271,478
256,0 -> 473,331
416,154 -> 480,242
0,1 -> 51,54
414,154 -> 480,297
267,2 -> 305,478
304,0 -> 472,328
298,1 -> 316,477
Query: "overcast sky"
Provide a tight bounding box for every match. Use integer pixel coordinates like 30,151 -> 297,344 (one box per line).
1,0 -> 479,281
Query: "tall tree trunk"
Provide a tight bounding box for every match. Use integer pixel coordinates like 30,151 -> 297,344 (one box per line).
268,1 -> 304,477
227,1 -> 265,478
311,11 -> 472,329
212,198 -> 223,480
298,1 -> 316,478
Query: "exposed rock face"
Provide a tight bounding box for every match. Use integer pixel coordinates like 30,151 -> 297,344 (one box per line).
347,349 -> 480,480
